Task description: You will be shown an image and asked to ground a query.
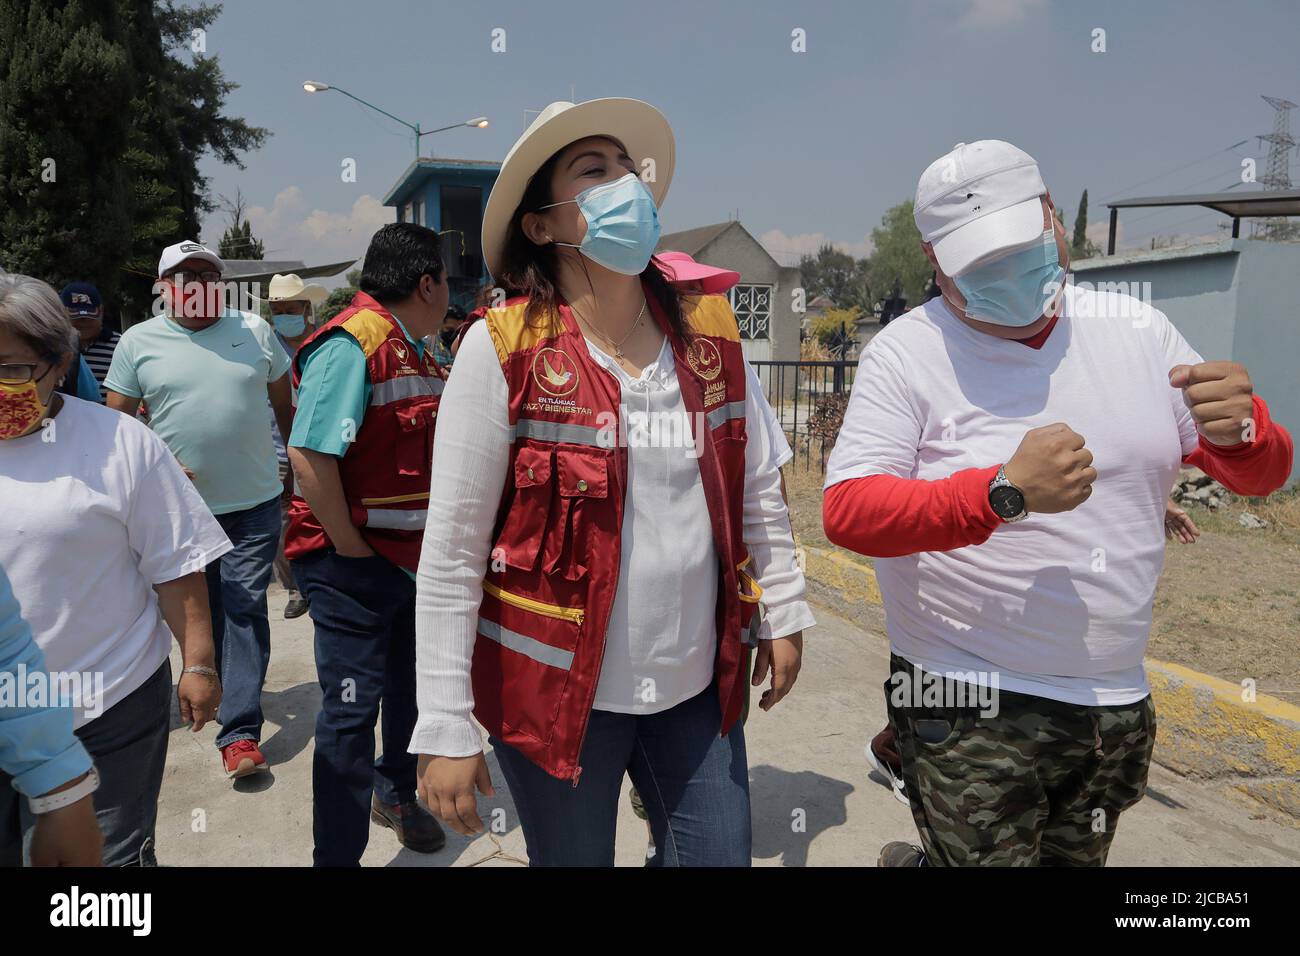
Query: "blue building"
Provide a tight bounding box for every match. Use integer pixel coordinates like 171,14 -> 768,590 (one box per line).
383,157 -> 501,308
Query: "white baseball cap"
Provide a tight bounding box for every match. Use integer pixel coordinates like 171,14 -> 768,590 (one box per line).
158,239 -> 225,278
914,140 -> 1047,277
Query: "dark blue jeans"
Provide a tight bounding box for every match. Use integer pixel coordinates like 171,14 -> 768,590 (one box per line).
491,682 -> 751,866
292,548 -> 418,867
3,660 -> 172,866
207,496 -> 281,750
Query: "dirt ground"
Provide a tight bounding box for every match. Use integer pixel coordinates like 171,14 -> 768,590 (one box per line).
783,466 -> 1300,705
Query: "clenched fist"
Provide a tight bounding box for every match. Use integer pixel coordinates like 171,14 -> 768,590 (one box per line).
1168,361 -> 1254,447
1003,423 -> 1097,515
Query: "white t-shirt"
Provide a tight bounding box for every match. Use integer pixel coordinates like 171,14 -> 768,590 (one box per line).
0,397 -> 232,725
410,318 -> 813,756
824,284 -> 1202,705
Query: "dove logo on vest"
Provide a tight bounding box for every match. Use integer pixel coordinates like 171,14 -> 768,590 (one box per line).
532,347 -> 579,397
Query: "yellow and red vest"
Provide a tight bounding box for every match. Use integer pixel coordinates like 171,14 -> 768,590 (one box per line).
284,292 -> 446,572
474,286 -> 762,782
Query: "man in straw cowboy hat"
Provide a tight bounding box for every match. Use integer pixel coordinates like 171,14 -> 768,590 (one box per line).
265,273 -> 328,620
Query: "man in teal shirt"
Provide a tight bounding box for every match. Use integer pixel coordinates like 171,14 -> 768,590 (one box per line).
287,223 -> 448,866
105,240 -> 293,781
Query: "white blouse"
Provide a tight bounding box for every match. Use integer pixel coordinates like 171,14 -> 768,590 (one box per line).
409,318 -> 815,757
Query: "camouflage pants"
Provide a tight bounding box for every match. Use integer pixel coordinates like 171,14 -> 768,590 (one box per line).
884,654 -> 1156,866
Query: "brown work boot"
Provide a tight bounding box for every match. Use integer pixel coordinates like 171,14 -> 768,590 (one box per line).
370,796 -> 446,853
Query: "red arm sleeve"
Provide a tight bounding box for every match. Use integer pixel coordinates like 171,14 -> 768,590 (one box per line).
823,464 -> 1004,558
1183,395 -> 1294,497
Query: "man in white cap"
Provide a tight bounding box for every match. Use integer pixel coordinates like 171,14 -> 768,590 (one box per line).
105,240 -> 296,781
824,141 -> 1293,866
265,273 -> 328,620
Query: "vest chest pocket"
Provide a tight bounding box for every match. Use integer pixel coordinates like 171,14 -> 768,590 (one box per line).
492,443 -> 554,571
394,400 -> 437,477
540,447 -> 609,581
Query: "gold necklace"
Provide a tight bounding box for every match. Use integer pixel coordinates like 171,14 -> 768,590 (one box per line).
575,298 -> 646,362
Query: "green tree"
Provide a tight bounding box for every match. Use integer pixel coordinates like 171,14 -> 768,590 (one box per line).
866,200 -> 931,308
318,269 -> 362,323
0,1 -> 268,320
797,244 -> 859,306
217,190 -> 264,259
1069,189 -> 1099,259
0,0 -> 135,296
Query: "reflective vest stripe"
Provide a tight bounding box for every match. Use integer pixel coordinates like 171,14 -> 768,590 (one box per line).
706,401 -> 747,431
363,508 -> 428,530
476,619 -> 575,671
370,375 -> 444,406
511,418 -> 608,447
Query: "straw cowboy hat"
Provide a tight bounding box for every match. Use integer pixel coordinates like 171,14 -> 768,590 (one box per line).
267,273 -> 328,305
482,97 -> 675,278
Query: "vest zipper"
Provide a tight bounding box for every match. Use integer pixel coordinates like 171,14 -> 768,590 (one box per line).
569,352 -> 627,788
482,581 -> 585,625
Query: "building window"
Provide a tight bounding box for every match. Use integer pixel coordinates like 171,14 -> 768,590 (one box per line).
411,200 -> 423,226
730,284 -> 772,340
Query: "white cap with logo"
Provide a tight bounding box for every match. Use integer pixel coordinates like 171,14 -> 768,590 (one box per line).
158,240 -> 225,278
914,140 -> 1047,277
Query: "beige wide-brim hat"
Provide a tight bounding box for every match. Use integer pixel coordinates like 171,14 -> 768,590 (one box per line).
482,97 -> 675,279
268,273 -> 329,305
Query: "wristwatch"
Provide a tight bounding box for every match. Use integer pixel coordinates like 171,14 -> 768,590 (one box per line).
988,465 -> 1029,523
27,766 -> 100,815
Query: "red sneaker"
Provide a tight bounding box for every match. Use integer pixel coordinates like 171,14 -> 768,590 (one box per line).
221,739 -> 268,778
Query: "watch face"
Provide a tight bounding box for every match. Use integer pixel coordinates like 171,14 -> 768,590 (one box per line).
990,485 -> 1025,519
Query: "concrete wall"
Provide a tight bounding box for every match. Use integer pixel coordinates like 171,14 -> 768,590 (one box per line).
694,228 -> 802,363
1072,238 -> 1299,484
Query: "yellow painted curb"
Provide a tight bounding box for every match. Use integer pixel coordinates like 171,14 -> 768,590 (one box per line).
801,543 -> 1300,816
801,546 -> 881,607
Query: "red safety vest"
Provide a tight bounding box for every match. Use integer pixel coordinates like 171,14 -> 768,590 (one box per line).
284,292 -> 445,572
474,285 -> 762,782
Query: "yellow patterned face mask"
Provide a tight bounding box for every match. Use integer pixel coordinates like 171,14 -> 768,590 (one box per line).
0,378 -> 50,439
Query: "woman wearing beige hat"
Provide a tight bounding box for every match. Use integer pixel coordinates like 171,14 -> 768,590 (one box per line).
409,98 -> 814,866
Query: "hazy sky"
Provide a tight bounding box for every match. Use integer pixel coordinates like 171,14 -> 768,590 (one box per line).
193,0 -> 1300,282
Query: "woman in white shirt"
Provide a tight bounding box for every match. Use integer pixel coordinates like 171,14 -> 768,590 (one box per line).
0,274 -> 231,866
410,98 -> 814,866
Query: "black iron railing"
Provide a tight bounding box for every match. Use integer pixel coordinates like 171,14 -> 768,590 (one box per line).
750,360 -> 859,472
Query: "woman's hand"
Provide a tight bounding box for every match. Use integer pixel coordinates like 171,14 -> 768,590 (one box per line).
752,632 -> 803,711
29,780 -> 103,867
417,753 -> 495,836
1164,499 -> 1200,544
178,670 -> 222,731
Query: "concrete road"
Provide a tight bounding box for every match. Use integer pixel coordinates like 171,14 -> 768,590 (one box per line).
155,588 -> 1300,867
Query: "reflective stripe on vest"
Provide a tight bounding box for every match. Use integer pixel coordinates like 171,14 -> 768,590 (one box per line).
706,400 -> 746,431
511,417 -> 608,447
371,375 -> 444,407
363,508 -> 428,530
476,619 -> 574,671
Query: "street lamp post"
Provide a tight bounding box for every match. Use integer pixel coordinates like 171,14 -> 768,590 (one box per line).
303,81 -> 487,158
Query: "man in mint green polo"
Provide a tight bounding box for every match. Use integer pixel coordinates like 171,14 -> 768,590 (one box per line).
105,239 -> 293,781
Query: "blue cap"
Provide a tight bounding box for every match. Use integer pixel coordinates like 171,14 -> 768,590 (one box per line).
60,282 -> 102,316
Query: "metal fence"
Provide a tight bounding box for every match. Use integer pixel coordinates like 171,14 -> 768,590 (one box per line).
750,360 -> 858,472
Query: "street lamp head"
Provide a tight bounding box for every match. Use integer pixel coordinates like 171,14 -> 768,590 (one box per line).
467,117 -> 489,128
303,81 -> 330,93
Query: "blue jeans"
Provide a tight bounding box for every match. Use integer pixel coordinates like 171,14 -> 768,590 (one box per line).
2,661 -> 172,867
292,549 -> 418,867
491,682 -> 751,866
207,496 -> 281,749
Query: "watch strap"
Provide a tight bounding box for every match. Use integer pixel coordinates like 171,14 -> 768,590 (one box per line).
27,766 -> 100,815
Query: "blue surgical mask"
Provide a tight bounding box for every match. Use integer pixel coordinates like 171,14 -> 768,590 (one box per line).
272,312 -> 306,337
953,230 -> 1066,327
540,172 -> 661,275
